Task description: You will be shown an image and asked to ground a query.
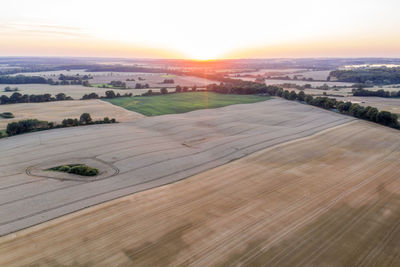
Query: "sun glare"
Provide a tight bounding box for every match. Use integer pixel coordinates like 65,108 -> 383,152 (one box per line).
180,45 -> 227,61
189,52 -> 217,61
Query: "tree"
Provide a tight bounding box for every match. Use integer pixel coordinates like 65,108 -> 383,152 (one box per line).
161,88 -> 168,94
56,93 -> 67,101
297,91 -> 305,101
338,101 -> 352,113
79,113 -> 92,125
10,92 -> 22,103
6,122 -> 19,136
305,94 -> 313,104
175,85 -> 182,93
365,106 -> 379,122
81,93 -> 99,100
349,104 -> 362,117
377,111 -> 399,127
0,95 -> 10,104
283,90 -> 290,99
105,90 -> 116,98
288,90 -> 297,100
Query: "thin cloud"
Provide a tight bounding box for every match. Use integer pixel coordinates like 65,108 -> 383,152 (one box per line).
0,22 -> 90,38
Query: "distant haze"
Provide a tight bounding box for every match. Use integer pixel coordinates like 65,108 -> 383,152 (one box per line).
1,0 -> 400,59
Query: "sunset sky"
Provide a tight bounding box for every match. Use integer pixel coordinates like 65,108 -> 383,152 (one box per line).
1,0 -> 400,59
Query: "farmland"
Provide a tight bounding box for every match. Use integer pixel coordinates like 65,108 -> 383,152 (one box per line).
104,92 -> 271,116
0,99 -> 352,237
0,120 -> 399,266
0,58 -> 400,266
1,70 -> 217,99
0,100 -> 144,129
0,84 -> 156,99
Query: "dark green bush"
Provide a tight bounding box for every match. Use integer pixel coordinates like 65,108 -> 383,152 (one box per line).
0,112 -> 14,118
49,164 -> 99,177
58,165 -> 71,172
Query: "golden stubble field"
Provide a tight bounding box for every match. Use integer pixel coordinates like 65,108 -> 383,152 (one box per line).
0,120 -> 399,266
0,100 -> 144,129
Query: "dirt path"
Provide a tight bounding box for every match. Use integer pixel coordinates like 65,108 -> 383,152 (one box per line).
0,120 -> 399,266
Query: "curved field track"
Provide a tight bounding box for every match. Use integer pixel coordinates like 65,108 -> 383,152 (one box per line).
0,99 -> 352,236
0,120 -> 399,266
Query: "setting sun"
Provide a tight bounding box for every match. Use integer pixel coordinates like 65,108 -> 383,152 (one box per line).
1,0 -> 400,58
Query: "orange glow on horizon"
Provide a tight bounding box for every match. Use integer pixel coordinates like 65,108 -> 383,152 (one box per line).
1,0 -> 400,59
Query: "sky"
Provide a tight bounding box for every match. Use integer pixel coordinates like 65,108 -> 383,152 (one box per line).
1,0 -> 400,60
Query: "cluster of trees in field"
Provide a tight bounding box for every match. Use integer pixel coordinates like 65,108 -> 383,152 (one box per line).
330,67 -> 400,85
81,90 -> 133,100
134,83 -> 150,89
161,79 -> 174,84
53,74 -> 91,86
4,86 -> 19,92
0,75 -> 50,84
109,80 -> 127,88
353,88 -> 400,98
59,74 -> 91,81
61,113 -> 116,127
206,81 -> 281,95
267,75 -> 315,81
277,89 -> 399,129
5,113 -> 116,137
141,88 -> 168,96
0,112 -> 14,118
49,164 -> 99,176
0,92 -> 73,105
175,85 -> 197,92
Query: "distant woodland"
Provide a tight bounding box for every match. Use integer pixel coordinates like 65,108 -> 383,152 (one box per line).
330,67 -> 400,85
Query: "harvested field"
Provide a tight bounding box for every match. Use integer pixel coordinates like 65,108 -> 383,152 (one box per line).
288,70 -> 332,80
0,120 -> 400,266
90,73 -> 215,88
0,99 -> 352,236
0,84 -> 156,99
264,79 -> 353,87
342,96 -> 400,114
8,69 -> 216,89
0,100 -> 144,129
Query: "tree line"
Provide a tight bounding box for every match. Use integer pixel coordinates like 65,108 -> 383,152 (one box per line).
1,92 -> 73,105
330,67 -> 400,85
353,88 -> 400,98
1,90 -> 133,104
0,74 -> 92,86
5,113 -> 117,137
203,80 -> 398,130
0,75 -> 49,84
206,81 -> 281,95
277,89 -> 399,129
81,90 -> 133,100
